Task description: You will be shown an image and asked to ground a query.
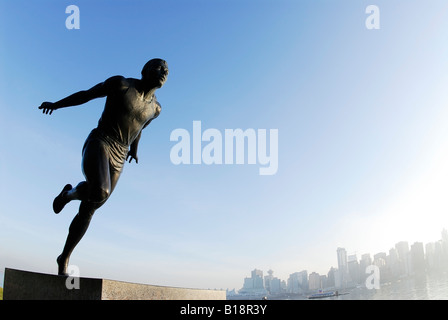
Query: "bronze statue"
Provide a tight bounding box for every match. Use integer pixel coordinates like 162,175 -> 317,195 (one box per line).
38,59 -> 169,275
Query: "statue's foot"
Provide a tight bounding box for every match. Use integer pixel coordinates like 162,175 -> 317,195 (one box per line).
53,184 -> 72,214
57,255 -> 69,276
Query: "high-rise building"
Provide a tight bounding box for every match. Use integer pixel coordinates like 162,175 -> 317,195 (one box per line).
347,254 -> 360,285
333,268 -> 342,288
264,269 -> 273,292
337,247 -> 348,287
269,278 -> 282,294
361,253 -> 372,265
442,228 -> 448,243
359,253 -> 372,283
240,269 -> 267,295
326,267 -> 336,288
395,241 -> 409,258
251,269 -> 264,289
287,270 -> 308,294
395,241 -> 410,277
320,275 -> 328,289
251,269 -> 263,279
388,247 -> 400,278
373,252 -> 387,267
337,247 -> 348,273
410,242 -> 425,276
442,229 -> 448,267
425,242 -> 436,271
308,272 -> 321,290
264,269 -> 282,294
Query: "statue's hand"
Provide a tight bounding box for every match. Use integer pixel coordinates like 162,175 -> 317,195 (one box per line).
38,102 -> 58,115
126,150 -> 139,164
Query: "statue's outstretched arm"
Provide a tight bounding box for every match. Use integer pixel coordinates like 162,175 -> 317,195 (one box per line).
38,76 -> 125,115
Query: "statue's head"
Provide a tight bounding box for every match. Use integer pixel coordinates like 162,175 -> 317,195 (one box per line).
141,58 -> 169,88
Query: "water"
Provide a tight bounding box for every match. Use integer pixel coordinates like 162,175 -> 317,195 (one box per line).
299,273 -> 448,300
340,274 -> 448,300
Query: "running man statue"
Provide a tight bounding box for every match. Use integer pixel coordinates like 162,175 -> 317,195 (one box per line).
38,58 -> 169,275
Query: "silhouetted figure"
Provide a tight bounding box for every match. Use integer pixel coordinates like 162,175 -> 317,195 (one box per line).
38,59 -> 169,275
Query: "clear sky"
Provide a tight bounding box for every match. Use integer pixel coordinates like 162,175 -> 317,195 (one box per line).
1,0 -> 448,290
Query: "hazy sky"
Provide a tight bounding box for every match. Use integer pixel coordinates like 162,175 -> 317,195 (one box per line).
1,0 -> 448,290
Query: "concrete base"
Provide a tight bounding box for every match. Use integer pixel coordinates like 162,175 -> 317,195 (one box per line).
3,268 -> 226,300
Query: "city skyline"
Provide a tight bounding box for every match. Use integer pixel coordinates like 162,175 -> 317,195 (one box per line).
234,228 -> 448,295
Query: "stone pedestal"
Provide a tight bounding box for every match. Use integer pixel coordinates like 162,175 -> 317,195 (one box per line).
3,268 -> 226,300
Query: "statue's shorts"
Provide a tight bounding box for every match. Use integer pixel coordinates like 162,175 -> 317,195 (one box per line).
82,128 -> 129,175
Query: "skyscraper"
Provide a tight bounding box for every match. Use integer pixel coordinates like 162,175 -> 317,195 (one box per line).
395,241 -> 410,277
337,248 -> 348,273
347,254 -> 360,284
337,247 -> 348,287
359,253 -> 372,284
240,269 -> 267,295
264,269 -> 282,294
410,242 -> 425,276
287,270 -> 308,294
309,272 -> 321,290
250,269 -> 264,289
388,247 -> 400,278
395,241 -> 409,261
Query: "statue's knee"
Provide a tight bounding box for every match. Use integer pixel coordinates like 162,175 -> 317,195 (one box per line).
89,186 -> 110,203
